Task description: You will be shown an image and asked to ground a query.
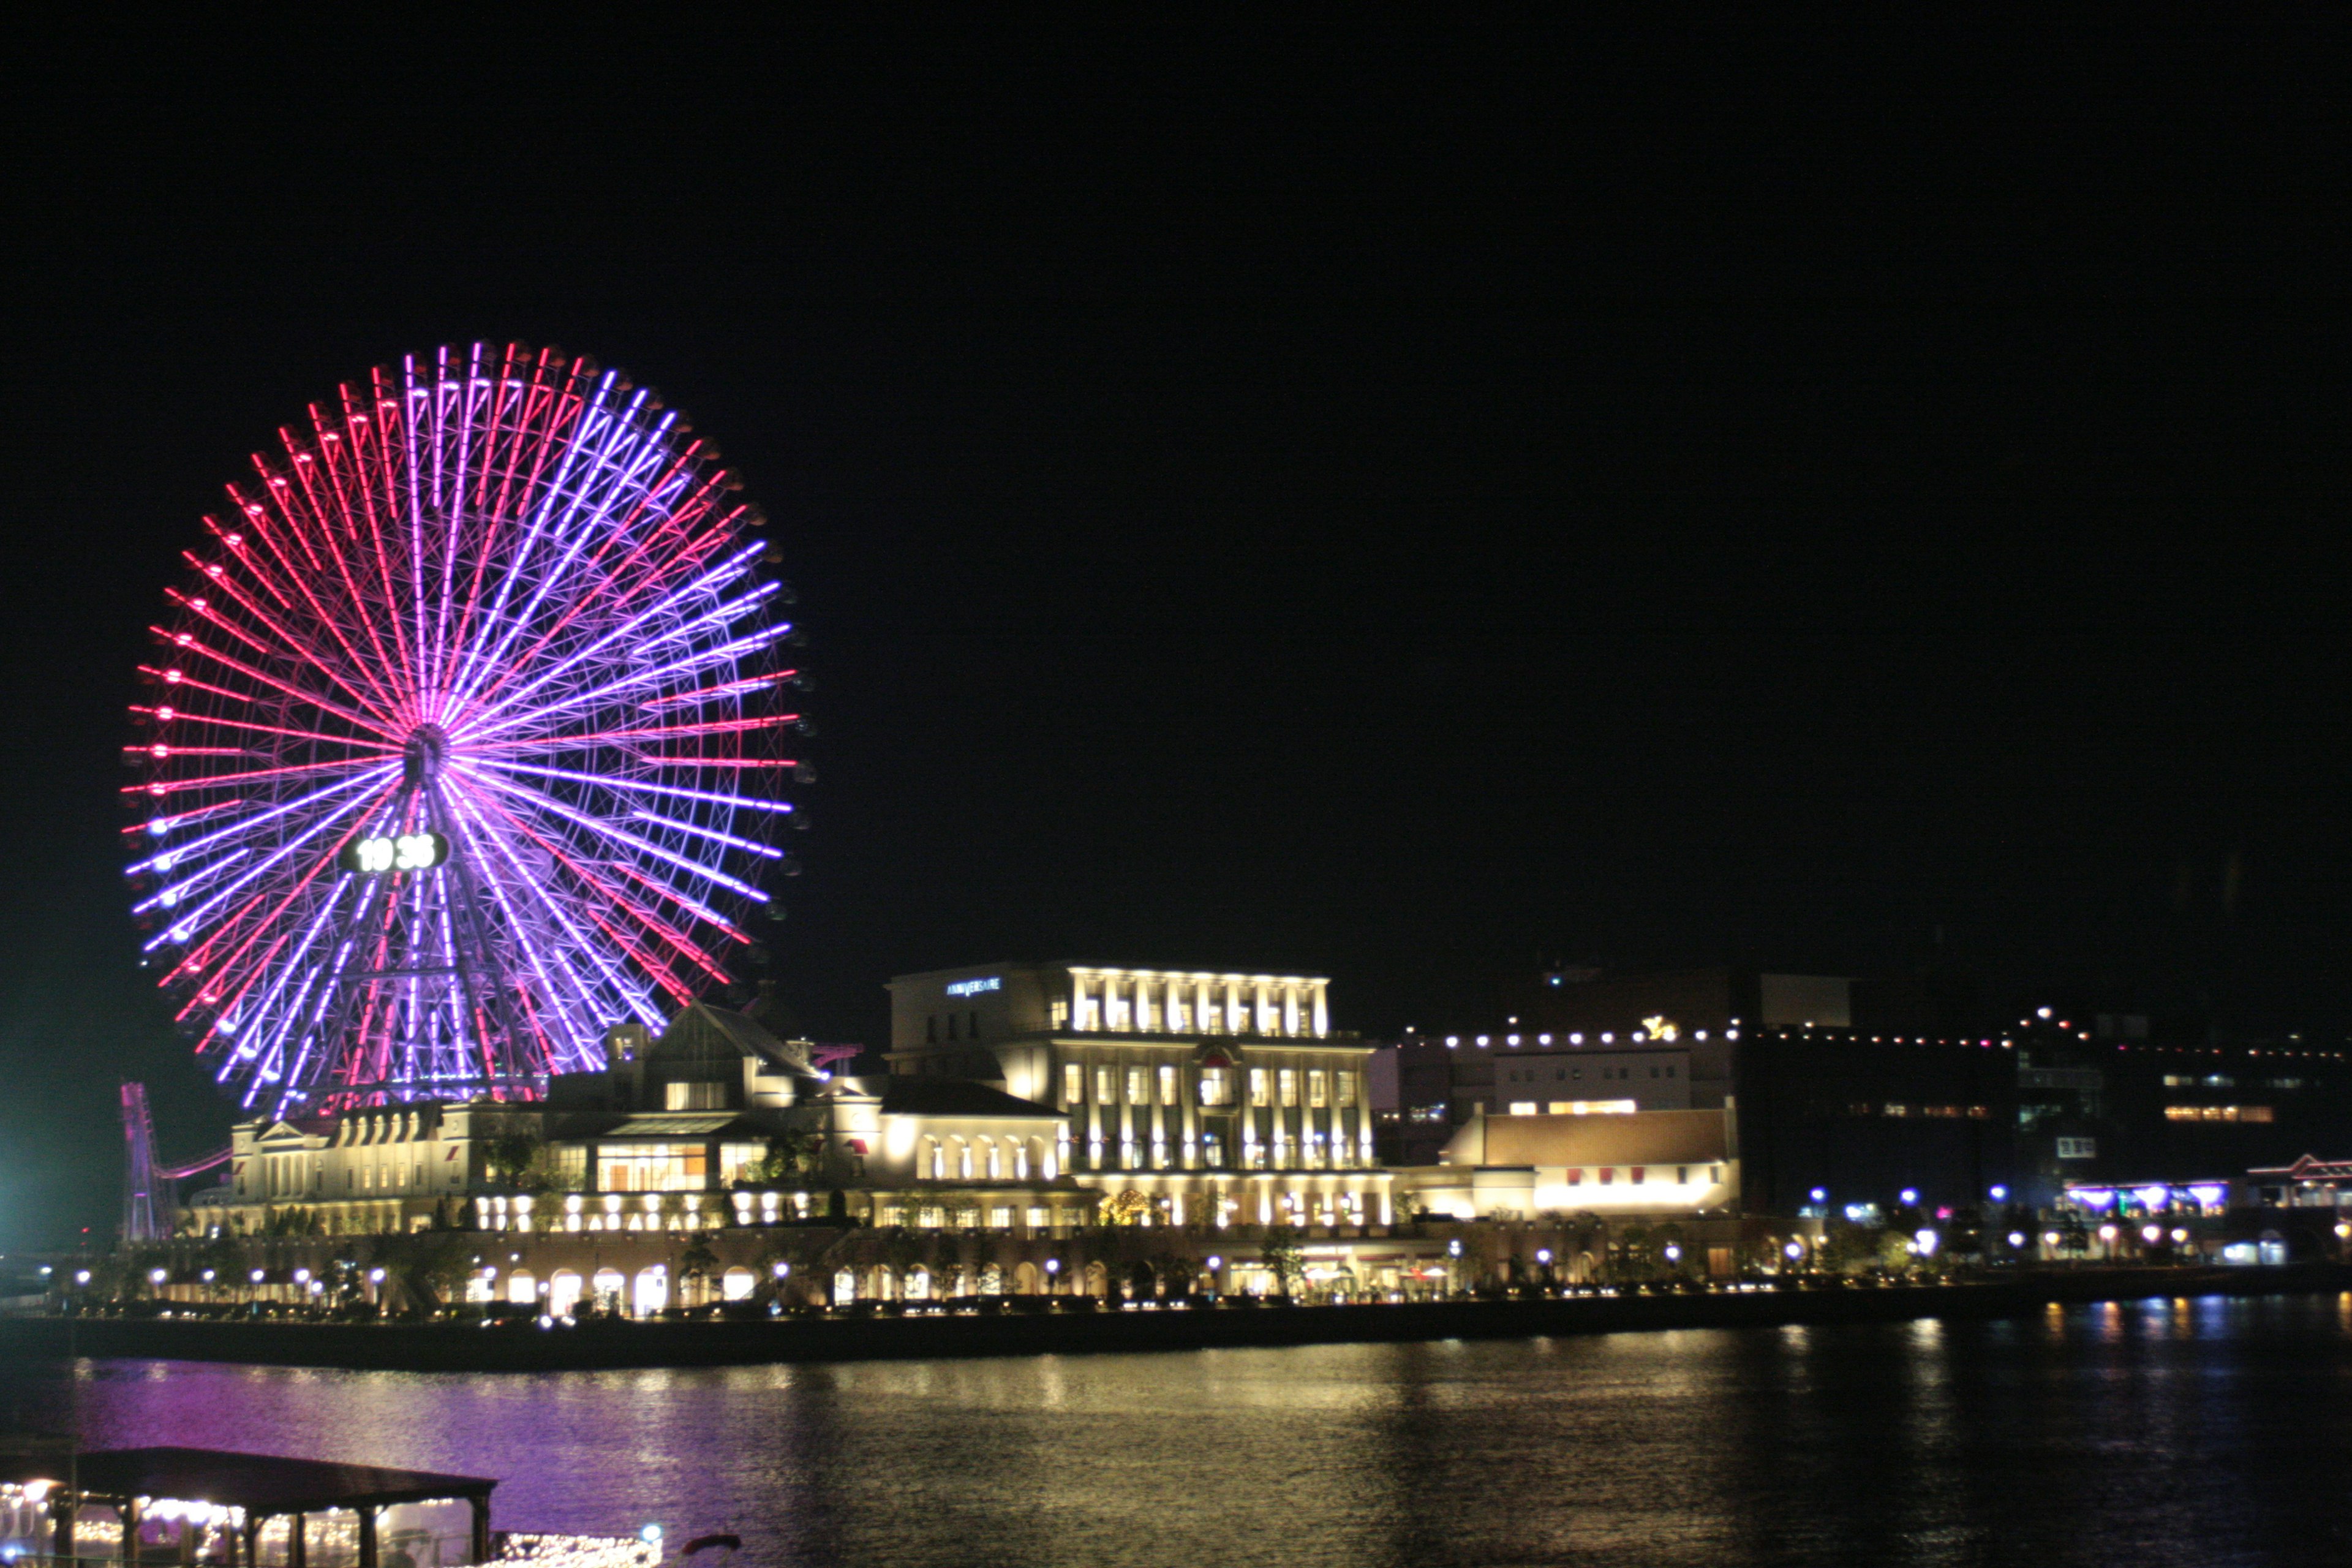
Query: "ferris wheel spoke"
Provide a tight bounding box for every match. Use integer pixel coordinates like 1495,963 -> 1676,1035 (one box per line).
235,470 -> 421,726
452,771 -> 751,973
466,619 -> 796,746
464,756 -> 796,818
125,753 -> 389,801
146,625 -> 401,741
268,453 -> 423,722
456,763 -> 768,904
451,541 -> 770,735
447,780 -> 724,987
443,783 -> 667,1031
440,372 -> 647,682
141,768 -> 402,956
161,587 -> 402,733
499,453 -> 734,679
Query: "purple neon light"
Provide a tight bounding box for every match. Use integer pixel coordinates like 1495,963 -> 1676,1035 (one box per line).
128,344 -> 796,1115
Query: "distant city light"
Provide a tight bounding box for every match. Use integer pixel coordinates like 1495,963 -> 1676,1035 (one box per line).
1899,1188 -> 1918,1206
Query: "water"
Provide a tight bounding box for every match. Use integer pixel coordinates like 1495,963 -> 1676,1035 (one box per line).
8,1292 -> 2352,1567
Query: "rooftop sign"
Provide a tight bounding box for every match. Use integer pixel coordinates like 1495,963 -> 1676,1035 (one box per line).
945,976 -> 1001,998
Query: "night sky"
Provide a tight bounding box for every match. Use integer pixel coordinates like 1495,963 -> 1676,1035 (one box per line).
4,22 -> 2349,1250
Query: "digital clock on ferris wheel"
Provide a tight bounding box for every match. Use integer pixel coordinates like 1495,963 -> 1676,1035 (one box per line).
337,832 -> 450,875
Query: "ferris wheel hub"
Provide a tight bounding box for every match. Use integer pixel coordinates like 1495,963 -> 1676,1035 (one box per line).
402,725 -> 448,790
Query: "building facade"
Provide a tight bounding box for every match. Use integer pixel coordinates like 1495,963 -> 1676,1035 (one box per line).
886,962 -> 1394,1228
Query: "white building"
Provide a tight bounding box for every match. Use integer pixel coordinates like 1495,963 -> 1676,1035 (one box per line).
887,962 -> 1394,1227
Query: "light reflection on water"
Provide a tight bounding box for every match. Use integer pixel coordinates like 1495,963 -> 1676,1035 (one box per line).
6,1294 -> 2352,1567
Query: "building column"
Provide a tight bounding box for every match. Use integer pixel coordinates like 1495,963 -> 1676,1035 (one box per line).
470,1496 -> 491,1564
289,1513 -> 306,1568
1312,984 -> 1329,1038
357,1508 -> 377,1568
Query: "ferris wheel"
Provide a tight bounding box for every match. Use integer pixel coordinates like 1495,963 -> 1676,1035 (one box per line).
125,344 -> 805,1115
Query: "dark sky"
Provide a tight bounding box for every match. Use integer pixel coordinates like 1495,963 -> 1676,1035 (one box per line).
4,21 -> 2350,1249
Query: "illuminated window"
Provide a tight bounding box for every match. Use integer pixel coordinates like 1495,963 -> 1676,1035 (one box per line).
2056,1136 -> 2097,1159
1278,1069 -> 1298,1107
989,1206 -> 1015,1229
1127,1067 -> 1148,1103
1509,1101 -> 1539,1116
1337,1073 -> 1358,1107
1096,1066 -> 1117,1102
2164,1105 -> 2274,1123
1308,1071 -> 1329,1108
1064,1063 -> 1084,1104
596,1144 -> 708,1192
1200,1068 -> 1232,1106
718,1141 -> 767,1185
1050,999 -> 1069,1028
1204,1133 -> 1225,1167
1158,1064 -> 1179,1103
1250,1069 -> 1270,1107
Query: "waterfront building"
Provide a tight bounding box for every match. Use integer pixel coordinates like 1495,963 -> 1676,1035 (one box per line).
1395,1107 -> 1739,1221
186,1001 -> 1096,1244
1378,967 -> 2017,1216
885,962 -> 1395,1229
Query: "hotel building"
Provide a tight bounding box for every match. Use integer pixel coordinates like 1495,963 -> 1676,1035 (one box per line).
886,962 -> 1394,1227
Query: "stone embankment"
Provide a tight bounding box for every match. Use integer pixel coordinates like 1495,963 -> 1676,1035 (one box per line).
4,1265 -> 2340,1372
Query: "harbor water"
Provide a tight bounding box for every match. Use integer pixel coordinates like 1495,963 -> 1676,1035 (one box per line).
7,1291 -> 2352,1567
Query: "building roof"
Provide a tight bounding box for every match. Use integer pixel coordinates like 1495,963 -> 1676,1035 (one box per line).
2,1447 -> 493,1510
650,1003 -> 820,1077
879,1079 -> 1065,1120
603,1114 -> 752,1138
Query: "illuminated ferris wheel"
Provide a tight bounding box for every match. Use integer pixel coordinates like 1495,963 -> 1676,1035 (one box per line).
125,344 -> 806,1115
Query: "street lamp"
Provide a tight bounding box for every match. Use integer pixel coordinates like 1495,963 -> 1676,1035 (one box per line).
1899,1188 -> 1919,1207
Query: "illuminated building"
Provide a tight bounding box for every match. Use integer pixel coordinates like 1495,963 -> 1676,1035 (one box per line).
1380,967 -> 2016,1215
1398,1107 -> 1739,1222
885,963 -> 1395,1229
186,1001 -> 1095,1246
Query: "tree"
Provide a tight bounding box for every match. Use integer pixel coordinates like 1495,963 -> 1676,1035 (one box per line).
744,1128 -> 824,1186
1102,1188 -> 1151,1226
367,1231 -> 474,1316
1259,1225 -> 1306,1298
480,1120 -> 545,1189
678,1233 -> 719,1304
